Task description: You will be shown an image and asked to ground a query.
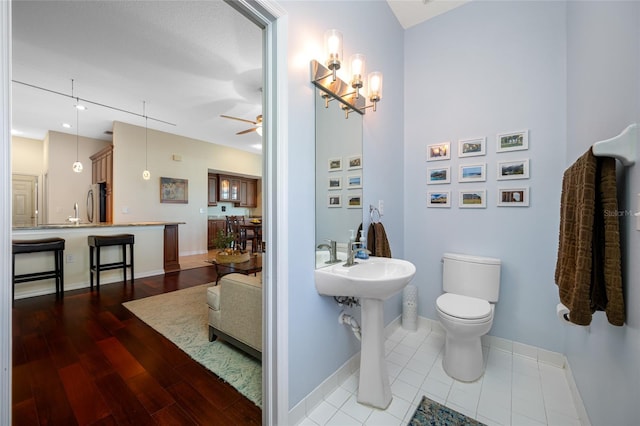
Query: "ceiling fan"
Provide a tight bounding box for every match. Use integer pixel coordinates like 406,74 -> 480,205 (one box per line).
220,114 -> 263,136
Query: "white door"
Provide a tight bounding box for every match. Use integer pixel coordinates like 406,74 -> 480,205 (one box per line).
12,174 -> 37,227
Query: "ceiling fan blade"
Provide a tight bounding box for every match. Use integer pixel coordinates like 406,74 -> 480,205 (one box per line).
220,114 -> 257,125
236,127 -> 258,135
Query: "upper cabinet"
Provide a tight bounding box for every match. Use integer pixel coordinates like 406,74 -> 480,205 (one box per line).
208,174 -> 218,206
90,145 -> 113,223
215,174 -> 257,207
218,175 -> 241,202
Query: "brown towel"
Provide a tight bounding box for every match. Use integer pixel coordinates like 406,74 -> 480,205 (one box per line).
554,148 -> 624,326
367,222 -> 392,258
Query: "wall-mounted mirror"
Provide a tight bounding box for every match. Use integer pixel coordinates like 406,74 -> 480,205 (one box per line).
315,90 -> 364,268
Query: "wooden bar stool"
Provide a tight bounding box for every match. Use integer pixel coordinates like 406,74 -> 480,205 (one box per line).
88,234 -> 135,291
12,237 -> 66,300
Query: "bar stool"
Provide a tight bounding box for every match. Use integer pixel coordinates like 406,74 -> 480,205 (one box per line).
12,237 -> 66,300
88,234 -> 135,291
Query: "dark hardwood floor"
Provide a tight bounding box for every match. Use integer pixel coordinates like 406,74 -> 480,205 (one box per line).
11,267 -> 262,425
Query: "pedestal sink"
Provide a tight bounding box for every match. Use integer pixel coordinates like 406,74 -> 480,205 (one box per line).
314,257 -> 416,409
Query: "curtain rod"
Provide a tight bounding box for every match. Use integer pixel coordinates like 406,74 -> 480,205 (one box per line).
12,79 -> 177,127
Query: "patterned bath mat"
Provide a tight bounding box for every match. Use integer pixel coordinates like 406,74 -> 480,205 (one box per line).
408,396 -> 486,426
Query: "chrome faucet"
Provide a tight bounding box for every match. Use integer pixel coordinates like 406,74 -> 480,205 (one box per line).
344,241 -> 371,267
317,239 -> 339,264
68,202 -> 80,223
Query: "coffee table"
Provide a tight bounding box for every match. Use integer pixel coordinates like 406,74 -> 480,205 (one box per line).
206,253 -> 262,285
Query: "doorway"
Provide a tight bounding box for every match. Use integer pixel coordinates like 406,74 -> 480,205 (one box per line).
11,174 -> 37,227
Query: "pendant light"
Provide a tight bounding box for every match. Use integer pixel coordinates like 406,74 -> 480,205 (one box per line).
142,101 -> 151,180
71,79 -> 83,173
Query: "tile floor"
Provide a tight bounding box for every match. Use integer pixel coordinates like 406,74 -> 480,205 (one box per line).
298,324 -> 582,426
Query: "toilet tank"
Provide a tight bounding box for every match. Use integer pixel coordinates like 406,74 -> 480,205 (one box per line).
442,253 -> 501,302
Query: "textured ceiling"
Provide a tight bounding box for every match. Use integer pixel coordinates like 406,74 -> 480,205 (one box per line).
386,0 -> 469,29
12,1 -> 263,153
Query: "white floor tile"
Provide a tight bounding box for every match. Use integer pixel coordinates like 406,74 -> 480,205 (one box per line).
325,410 -> 361,426
306,322 -> 583,426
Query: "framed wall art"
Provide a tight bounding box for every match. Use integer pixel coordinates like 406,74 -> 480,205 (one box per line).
347,155 -> 362,170
427,166 -> 451,184
328,176 -> 342,190
328,194 -> 342,208
497,187 -> 529,207
346,174 -> 362,189
427,191 -> 451,208
459,190 -> 487,208
160,177 -> 188,204
497,159 -> 530,180
347,193 -> 362,208
459,163 -> 486,183
458,137 -> 486,158
497,130 -> 528,152
328,157 -> 342,172
427,142 -> 451,161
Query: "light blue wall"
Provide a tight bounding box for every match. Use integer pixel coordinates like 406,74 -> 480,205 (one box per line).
565,2 -> 640,425
403,1 -> 567,352
283,1 -> 405,408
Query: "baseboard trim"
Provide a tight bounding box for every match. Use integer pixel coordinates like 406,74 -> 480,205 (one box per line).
288,315 -> 590,425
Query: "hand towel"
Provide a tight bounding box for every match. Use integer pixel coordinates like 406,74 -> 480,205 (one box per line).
367,222 -> 392,258
554,148 -> 624,326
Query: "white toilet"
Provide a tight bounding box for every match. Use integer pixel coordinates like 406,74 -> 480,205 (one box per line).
436,253 -> 501,382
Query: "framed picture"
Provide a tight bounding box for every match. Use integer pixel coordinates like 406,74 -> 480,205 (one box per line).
497,187 -> 529,207
497,159 -> 530,180
497,130 -> 528,152
347,155 -> 362,170
459,163 -> 486,183
427,166 -> 451,185
427,142 -> 451,161
347,193 -> 362,208
160,177 -> 188,204
328,157 -> 342,172
427,191 -> 451,208
346,174 -> 362,189
328,176 -> 342,190
328,194 -> 342,208
458,137 -> 486,158
459,190 -> 487,208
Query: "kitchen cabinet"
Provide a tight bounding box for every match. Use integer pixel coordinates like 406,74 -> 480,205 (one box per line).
90,145 -> 113,223
208,219 -> 227,249
239,179 -> 257,207
218,175 -> 241,202
208,174 -> 218,206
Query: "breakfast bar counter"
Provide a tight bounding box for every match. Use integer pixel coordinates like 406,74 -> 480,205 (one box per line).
12,222 -> 183,299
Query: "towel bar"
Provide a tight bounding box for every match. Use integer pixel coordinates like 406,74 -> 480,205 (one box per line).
592,123 -> 637,166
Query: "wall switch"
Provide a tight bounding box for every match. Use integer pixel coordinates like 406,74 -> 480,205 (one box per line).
66,254 -> 75,263
122,207 -> 129,214
378,200 -> 384,216
199,208 -> 205,214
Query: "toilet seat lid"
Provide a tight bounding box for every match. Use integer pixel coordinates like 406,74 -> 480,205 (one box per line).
436,293 -> 491,320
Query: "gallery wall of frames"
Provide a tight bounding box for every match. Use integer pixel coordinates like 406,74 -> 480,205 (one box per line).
426,130 -> 530,209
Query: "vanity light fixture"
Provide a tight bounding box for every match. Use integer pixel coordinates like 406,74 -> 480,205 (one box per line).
71,79 -> 83,173
310,30 -> 383,118
142,101 -> 151,180
324,29 -> 343,81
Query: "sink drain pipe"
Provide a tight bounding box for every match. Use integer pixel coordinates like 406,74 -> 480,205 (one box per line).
339,311 -> 361,341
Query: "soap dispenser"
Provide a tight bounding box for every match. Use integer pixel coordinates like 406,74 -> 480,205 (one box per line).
356,229 -> 369,259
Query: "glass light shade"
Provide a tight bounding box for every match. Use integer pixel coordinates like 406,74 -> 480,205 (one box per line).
256,125 -> 263,136
142,170 -> 151,180
324,29 -> 343,67
368,72 -> 383,101
72,161 -> 83,173
350,54 -> 366,82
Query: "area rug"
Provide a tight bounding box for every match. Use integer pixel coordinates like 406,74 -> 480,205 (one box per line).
122,284 -> 262,407
408,396 -> 486,426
